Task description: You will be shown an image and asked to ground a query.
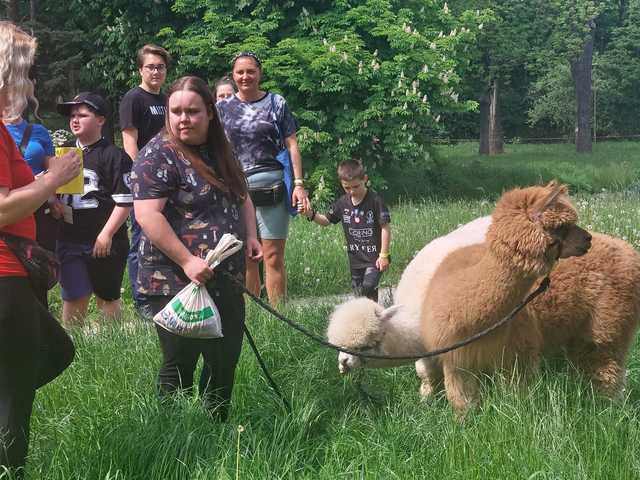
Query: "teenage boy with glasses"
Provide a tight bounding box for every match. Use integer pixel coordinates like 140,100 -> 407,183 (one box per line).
118,44 -> 170,316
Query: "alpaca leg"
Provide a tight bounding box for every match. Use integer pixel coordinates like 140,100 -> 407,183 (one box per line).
592,358 -> 626,399
443,362 -> 480,417
585,352 -> 626,399
415,358 -> 443,400
569,344 -> 626,399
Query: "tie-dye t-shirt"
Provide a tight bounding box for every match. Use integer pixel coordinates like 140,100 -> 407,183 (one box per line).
216,92 -> 298,176
131,133 -> 246,297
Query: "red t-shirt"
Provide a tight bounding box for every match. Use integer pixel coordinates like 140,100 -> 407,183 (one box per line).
0,122 -> 36,277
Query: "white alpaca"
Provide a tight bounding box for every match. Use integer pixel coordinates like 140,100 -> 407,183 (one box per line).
329,216 -> 491,395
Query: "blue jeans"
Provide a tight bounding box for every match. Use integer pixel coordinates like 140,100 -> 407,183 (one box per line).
127,211 -> 146,307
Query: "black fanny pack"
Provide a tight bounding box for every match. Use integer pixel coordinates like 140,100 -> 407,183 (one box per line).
249,181 -> 285,207
0,231 -> 59,294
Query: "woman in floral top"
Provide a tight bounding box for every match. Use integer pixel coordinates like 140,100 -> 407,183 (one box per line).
132,76 -> 262,420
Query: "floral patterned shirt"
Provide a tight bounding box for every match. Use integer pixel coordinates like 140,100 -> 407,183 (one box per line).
131,133 -> 246,296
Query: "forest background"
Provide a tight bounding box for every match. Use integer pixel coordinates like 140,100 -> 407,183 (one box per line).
2,0 -> 638,201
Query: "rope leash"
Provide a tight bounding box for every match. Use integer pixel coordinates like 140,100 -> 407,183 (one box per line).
224,271 -> 551,361
242,324 -> 292,413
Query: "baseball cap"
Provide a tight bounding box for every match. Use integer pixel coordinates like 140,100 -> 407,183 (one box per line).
57,92 -> 109,117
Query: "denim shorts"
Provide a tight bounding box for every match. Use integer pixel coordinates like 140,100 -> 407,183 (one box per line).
248,170 -> 290,240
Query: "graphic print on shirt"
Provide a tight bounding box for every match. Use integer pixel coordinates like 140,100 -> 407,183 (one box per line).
62,168 -> 100,210
149,105 -> 166,116
326,190 -> 391,269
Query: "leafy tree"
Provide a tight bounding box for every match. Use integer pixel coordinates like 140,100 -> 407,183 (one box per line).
526,0 -> 607,153
161,0 -> 483,199
596,0 -> 640,136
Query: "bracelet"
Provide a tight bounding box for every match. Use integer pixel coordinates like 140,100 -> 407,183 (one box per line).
379,251 -> 390,259
307,209 -> 316,222
294,178 -> 304,187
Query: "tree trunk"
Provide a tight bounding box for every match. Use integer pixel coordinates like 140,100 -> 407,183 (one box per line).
570,20 -> 595,154
7,0 -> 19,22
479,79 -> 504,155
30,0 -> 37,22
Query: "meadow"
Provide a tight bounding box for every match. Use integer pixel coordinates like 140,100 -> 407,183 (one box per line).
8,142 -> 640,479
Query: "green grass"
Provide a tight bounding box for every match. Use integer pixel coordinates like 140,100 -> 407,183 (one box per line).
383,141 -> 640,202
9,143 -> 640,479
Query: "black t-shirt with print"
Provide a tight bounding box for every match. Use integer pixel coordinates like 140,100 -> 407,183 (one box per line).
119,86 -> 166,150
131,133 -> 247,297
326,190 -> 391,269
59,138 -> 133,247
216,92 -> 298,176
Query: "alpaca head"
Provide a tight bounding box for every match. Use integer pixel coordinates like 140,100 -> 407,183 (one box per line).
327,298 -> 401,373
487,181 -> 592,276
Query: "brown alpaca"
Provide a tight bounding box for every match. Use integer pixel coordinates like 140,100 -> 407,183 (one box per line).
420,182 -> 592,414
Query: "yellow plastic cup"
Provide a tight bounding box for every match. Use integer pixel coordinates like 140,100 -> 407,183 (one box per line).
54,147 -> 84,194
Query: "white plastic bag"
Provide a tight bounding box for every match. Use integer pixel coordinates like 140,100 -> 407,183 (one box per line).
153,234 -> 244,338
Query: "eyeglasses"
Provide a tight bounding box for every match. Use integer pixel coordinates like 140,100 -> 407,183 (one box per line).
231,51 -> 262,68
143,64 -> 166,72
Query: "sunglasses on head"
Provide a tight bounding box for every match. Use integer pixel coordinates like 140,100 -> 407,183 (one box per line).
231,51 -> 262,68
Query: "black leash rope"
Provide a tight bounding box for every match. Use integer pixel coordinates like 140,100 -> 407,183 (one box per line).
242,324 -> 292,413
225,272 -> 551,362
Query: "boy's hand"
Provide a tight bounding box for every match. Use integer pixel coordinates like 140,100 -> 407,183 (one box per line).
93,231 -> 113,258
49,199 -> 65,219
376,256 -> 390,272
304,207 -> 315,219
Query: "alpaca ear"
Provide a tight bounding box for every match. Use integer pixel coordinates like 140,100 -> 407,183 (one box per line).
377,305 -> 402,322
530,181 -> 567,221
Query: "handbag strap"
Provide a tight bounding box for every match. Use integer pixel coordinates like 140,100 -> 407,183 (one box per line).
19,123 -> 33,156
269,93 -> 285,149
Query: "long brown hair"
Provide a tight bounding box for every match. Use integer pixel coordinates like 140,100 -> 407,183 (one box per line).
163,76 -> 247,200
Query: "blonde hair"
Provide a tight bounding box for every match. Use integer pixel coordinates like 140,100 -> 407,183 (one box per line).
0,21 -> 38,122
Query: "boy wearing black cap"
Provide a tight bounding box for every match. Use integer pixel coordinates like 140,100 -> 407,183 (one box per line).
56,92 -> 133,326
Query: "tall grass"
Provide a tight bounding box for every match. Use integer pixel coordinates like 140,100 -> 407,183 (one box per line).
7,186 -> 640,479
7,143 -> 640,479
18,301 -> 640,479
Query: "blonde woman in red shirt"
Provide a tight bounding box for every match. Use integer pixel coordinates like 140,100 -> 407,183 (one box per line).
0,21 -> 81,476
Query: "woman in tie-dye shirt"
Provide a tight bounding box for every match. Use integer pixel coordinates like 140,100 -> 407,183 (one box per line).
217,51 -> 310,306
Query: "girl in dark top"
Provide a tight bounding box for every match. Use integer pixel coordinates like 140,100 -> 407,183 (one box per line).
217,52 -> 310,305
133,76 -> 262,420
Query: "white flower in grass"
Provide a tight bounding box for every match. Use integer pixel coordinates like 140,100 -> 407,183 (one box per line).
479,23 -> 484,30
443,2 -> 449,13
304,267 -> 311,275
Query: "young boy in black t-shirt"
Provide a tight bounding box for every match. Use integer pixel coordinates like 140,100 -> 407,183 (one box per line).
305,159 -> 391,302
56,92 -> 133,326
